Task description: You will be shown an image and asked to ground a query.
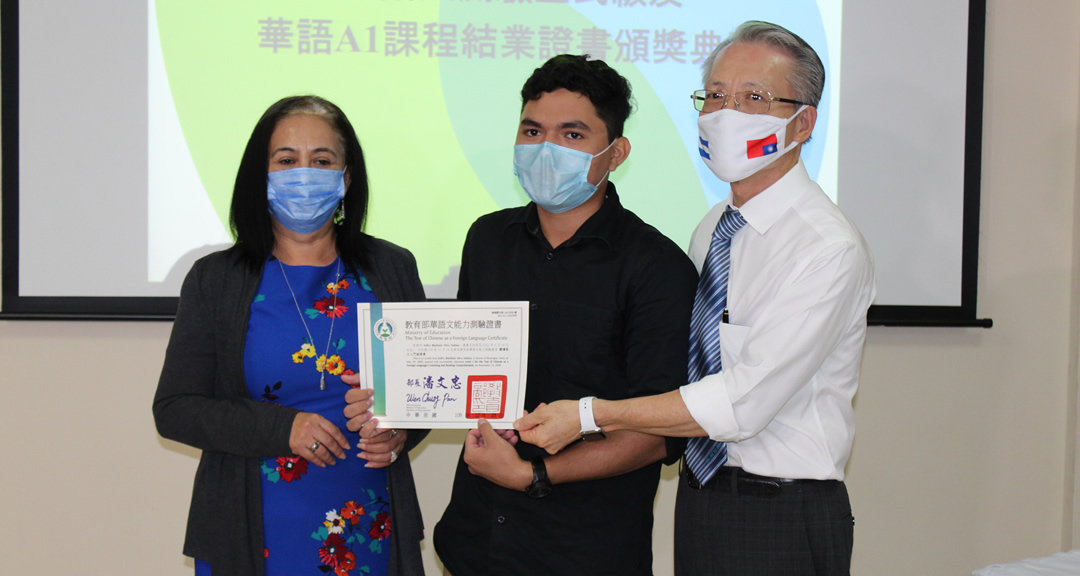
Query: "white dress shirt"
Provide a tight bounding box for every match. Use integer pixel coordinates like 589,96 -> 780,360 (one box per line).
679,160 -> 876,480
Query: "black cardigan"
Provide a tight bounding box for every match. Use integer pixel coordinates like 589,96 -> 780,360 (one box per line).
154,237 -> 428,576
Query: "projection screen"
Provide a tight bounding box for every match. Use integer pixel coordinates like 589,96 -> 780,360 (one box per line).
0,0 -> 989,326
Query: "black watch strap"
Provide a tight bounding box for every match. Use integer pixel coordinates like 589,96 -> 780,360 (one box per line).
526,456 -> 552,498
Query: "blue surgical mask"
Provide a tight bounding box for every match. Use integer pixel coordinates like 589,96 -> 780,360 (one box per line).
513,140 -> 614,213
267,168 -> 346,234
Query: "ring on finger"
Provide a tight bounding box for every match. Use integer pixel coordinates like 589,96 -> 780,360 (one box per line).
311,441 -> 321,452
390,429 -> 398,438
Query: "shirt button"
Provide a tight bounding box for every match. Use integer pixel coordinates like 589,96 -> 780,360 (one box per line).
497,515 -> 506,524
546,252 -> 554,261
530,303 -> 538,311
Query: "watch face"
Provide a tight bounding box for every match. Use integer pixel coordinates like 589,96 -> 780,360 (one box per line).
527,483 -> 552,498
580,429 -> 606,442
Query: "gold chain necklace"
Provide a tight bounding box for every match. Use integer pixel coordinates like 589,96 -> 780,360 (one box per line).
278,257 -> 341,391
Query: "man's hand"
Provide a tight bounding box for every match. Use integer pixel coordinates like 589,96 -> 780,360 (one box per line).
463,419 -> 531,490
513,399 -> 582,454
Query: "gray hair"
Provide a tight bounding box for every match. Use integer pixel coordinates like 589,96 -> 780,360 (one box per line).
279,96 -> 342,125
278,96 -> 347,148
700,21 -> 825,108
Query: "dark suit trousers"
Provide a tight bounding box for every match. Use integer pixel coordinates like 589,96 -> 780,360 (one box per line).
674,470 -> 854,576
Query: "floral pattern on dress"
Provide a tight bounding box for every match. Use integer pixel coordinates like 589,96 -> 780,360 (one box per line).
294,342 -> 352,378
257,378 -> 310,484
312,296 -> 349,319
246,263 -> 387,575
260,456 -> 309,483
286,276 -> 368,384
310,492 -> 391,574
261,381 -> 283,403
326,279 -> 350,295
368,512 -> 391,542
291,342 -> 318,364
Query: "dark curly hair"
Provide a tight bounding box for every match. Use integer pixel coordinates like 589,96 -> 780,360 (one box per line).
520,54 -> 634,143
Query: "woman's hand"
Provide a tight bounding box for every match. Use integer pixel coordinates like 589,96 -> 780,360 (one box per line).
342,377 -> 374,432
343,381 -> 406,468
356,426 -> 407,468
290,412 -> 350,468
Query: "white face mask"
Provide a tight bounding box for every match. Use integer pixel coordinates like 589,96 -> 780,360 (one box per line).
697,105 -> 808,182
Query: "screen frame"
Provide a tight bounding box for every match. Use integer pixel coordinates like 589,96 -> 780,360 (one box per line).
863,0 -> 990,327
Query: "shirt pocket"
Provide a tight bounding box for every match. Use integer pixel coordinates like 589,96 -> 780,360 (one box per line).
717,322 -> 750,370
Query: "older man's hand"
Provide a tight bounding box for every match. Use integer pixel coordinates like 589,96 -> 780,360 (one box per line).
513,400 -> 582,454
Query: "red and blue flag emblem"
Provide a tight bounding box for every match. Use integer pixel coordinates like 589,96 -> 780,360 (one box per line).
746,134 -> 778,159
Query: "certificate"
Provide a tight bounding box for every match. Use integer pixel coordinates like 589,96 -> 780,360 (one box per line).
355,301 -> 529,429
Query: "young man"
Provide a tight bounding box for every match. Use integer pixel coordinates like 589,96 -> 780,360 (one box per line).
433,55 -> 697,575
517,23 -> 876,575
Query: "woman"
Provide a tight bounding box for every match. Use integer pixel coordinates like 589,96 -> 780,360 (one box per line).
154,96 -> 427,576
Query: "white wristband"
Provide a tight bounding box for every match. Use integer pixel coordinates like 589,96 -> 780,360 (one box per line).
579,396 -> 599,431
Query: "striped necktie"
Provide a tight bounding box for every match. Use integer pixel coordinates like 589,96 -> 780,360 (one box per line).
685,206 -> 747,484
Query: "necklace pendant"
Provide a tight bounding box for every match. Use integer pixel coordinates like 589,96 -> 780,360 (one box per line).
280,258 -> 341,393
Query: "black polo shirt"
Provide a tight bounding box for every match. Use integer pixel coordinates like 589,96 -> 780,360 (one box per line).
433,184 -> 697,576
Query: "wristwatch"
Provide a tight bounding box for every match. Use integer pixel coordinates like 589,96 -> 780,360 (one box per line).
526,456 -> 552,498
579,396 -> 606,442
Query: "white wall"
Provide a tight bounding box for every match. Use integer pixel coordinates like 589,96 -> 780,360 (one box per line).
1,1 -> 1079,574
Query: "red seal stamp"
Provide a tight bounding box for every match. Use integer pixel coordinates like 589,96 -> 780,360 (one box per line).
465,375 -> 508,419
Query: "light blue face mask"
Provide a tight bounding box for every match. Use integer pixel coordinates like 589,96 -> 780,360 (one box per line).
267,167 -> 346,234
513,140 -> 614,214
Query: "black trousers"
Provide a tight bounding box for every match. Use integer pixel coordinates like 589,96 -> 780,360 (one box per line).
674,469 -> 854,576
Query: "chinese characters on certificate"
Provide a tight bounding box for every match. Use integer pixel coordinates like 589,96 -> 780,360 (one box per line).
355,302 -> 529,429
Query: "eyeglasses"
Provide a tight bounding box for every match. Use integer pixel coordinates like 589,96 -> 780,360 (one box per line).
691,90 -> 806,114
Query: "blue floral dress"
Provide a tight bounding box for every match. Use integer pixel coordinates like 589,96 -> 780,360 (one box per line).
197,257 -> 392,576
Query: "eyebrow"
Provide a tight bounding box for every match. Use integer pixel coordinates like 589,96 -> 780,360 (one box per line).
707,80 -> 769,92
270,146 -> 340,157
519,118 -> 593,132
559,120 -> 592,132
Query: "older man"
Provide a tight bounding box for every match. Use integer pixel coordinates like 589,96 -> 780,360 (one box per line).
516,21 -> 875,575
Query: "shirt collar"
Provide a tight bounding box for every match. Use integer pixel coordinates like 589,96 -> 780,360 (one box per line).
736,159 -> 810,235
508,182 -> 622,251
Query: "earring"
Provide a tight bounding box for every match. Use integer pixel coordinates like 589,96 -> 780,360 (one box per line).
333,199 -> 346,225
